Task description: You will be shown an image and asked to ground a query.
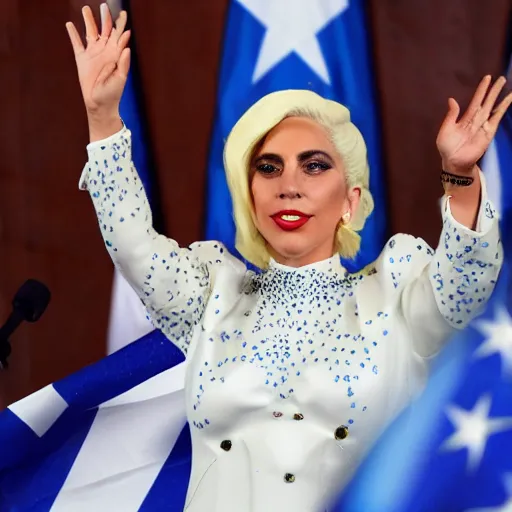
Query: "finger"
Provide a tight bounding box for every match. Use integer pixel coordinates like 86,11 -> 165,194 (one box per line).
487,90 -> 512,132
460,75 -> 492,125
65,22 -> 85,55
115,47 -> 131,81
117,29 -> 131,52
113,10 -> 128,42
100,3 -> 113,40
440,97 -> 460,128
96,61 -> 117,84
82,6 -> 99,44
480,76 -> 506,120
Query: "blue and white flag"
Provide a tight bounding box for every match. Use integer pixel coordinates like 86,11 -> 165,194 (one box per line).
205,0 -> 387,272
105,0 -> 154,354
0,331 -> 191,511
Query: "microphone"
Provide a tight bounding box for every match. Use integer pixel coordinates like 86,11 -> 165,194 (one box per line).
0,280 -> 51,370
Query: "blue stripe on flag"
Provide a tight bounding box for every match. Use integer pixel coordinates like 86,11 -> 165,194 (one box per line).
53,330 -> 184,409
0,408 -> 98,512
138,426 -> 192,512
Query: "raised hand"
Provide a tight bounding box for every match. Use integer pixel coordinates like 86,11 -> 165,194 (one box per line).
66,4 -> 131,138
436,75 -> 512,175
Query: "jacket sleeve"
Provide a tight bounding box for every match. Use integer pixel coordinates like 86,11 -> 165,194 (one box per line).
79,126 -> 237,355
374,172 -> 502,358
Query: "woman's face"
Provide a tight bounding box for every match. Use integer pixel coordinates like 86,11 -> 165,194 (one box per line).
250,116 -> 360,268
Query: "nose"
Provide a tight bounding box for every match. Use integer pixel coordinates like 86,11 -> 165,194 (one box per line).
277,171 -> 302,200
279,190 -> 302,199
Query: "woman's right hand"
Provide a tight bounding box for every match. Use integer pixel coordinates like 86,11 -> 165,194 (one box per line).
66,4 -> 131,140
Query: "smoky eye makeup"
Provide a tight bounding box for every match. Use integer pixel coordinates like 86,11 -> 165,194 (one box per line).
251,149 -> 335,176
298,150 -> 335,174
298,150 -> 334,164
252,153 -> 284,176
303,160 -> 333,173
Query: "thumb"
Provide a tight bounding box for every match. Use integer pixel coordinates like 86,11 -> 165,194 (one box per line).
443,97 -> 460,126
115,47 -> 131,81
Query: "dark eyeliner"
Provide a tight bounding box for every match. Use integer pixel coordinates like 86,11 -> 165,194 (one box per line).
304,160 -> 332,173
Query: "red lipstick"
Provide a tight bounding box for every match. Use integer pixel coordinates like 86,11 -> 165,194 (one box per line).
271,210 -> 312,231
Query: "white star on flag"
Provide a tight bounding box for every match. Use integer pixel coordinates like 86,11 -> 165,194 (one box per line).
236,0 -> 349,84
441,394 -> 512,472
466,474 -> 512,512
474,305 -> 512,378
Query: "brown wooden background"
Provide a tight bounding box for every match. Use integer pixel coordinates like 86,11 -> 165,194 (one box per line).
0,0 -> 510,407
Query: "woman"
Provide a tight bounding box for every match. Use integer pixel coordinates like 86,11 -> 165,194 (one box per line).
67,4 -> 510,511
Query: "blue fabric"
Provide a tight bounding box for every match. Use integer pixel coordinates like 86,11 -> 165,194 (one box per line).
0,330 -> 189,511
205,0 -> 387,272
0,409 -> 99,511
138,427 -> 192,511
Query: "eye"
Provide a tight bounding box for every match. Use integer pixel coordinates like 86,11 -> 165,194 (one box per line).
305,161 -> 332,173
256,163 -> 279,175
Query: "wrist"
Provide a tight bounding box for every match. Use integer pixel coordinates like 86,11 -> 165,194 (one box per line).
441,160 -> 478,177
442,167 -> 481,198
87,111 -> 123,143
441,170 -> 474,188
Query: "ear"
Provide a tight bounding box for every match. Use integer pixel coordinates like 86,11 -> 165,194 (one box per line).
346,186 -> 361,218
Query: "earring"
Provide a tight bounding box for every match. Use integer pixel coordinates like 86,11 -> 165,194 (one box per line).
342,211 -> 351,224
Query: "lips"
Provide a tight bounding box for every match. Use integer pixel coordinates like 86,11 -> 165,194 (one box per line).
271,210 -> 312,231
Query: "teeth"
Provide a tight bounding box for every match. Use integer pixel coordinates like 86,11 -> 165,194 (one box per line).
281,215 -> 301,221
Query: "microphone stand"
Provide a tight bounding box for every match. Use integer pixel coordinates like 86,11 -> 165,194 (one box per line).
0,310 -> 23,370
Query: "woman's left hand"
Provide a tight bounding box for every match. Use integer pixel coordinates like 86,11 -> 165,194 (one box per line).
436,75 -> 512,175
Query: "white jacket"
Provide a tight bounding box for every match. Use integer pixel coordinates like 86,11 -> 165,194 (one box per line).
80,127 -> 502,511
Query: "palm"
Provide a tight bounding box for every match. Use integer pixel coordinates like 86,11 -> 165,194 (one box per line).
76,38 -> 125,109
66,5 -> 131,114
437,111 -> 494,170
437,76 -> 512,174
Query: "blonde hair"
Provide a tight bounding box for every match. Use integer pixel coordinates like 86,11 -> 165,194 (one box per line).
223,90 -> 374,269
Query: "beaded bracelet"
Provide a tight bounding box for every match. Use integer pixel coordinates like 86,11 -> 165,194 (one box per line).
440,170 -> 474,187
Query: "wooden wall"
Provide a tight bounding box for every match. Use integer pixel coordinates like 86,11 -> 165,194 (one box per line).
0,0 -> 510,407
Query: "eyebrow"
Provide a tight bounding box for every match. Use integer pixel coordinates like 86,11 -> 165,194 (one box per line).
297,150 -> 334,164
253,153 -> 283,165
253,150 -> 335,165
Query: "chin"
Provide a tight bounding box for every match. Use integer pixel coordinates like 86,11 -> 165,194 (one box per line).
268,237 -> 317,263
273,246 -> 309,261
261,223 -> 334,266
